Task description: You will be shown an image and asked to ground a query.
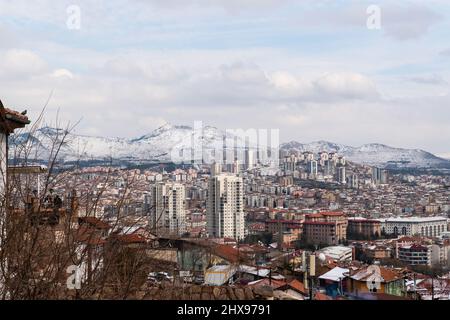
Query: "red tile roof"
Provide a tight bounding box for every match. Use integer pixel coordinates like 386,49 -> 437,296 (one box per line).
0,101 -> 30,132
114,233 -> 147,244
283,279 -> 308,295
4,108 -> 30,124
78,217 -> 111,229
321,212 -> 345,216
315,292 -> 332,300
73,226 -> 106,245
303,221 -> 336,225
351,266 -> 403,283
248,278 -> 286,289
213,244 -> 239,263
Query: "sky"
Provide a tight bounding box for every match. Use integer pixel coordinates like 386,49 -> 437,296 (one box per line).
0,0 -> 449,156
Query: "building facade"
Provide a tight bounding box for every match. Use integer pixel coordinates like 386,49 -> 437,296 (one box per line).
149,182 -> 186,236
398,244 -> 432,266
381,217 -> 448,237
207,173 -> 245,240
347,218 -> 382,239
302,212 -> 348,246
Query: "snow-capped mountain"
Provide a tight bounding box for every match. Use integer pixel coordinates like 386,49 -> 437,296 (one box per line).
12,123 -> 240,165
280,141 -> 450,169
11,124 -> 450,169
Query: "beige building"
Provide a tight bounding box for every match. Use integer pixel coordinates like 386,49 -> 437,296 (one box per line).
347,218 -> 382,239
207,173 -> 244,240
150,182 -> 186,236
302,212 -> 347,246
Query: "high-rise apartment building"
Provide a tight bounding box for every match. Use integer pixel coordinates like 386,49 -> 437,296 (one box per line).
309,160 -> 318,176
372,167 -> 388,185
149,182 -> 186,236
245,149 -> 255,170
336,166 -> 346,184
207,173 -> 244,240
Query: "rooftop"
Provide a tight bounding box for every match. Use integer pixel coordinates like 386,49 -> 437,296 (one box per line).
384,216 -> 447,223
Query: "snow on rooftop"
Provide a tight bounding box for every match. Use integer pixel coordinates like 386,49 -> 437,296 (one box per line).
385,216 -> 447,223
319,267 -> 350,282
319,246 -> 353,255
239,265 -> 270,278
204,265 -> 236,286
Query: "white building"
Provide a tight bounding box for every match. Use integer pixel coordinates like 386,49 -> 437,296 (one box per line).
372,167 -> 388,185
318,246 -> 353,262
380,217 -> 448,237
336,166 -> 346,184
149,182 -> 186,236
308,160 -> 318,176
207,173 -> 244,240
245,149 -> 255,170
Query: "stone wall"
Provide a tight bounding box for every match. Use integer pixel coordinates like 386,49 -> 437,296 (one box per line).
139,284 -> 274,300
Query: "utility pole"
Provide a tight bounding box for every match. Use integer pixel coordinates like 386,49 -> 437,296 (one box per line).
269,265 -> 272,285
306,253 -> 316,300
431,275 -> 434,300
413,273 -> 417,300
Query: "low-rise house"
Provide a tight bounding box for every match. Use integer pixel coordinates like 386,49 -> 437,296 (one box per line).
346,265 -> 406,297
318,266 -> 350,297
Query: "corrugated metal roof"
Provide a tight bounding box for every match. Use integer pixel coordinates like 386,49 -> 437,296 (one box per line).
204,265 -> 236,286
319,267 -> 350,282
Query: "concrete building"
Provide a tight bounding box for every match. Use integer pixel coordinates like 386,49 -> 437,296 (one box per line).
347,218 -> 382,239
336,166 -> 346,184
149,182 -> 186,236
308,160 -> 318,176
265,219 -> 302,244
207,173 -> 244,240
318,246 -> 353,262
303,212 -> 348,246
245,149 -> 255,170
372,167 -> 388,185
398,244 -> 432,266
380,217 -> 447,237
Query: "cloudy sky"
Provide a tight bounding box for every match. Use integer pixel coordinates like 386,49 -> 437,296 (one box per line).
0,0 -> 449,156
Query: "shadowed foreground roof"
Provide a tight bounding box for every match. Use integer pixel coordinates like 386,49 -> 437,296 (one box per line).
0,99 -> 30,133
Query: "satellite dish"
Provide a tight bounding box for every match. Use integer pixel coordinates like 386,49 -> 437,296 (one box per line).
318,253 -> 326,263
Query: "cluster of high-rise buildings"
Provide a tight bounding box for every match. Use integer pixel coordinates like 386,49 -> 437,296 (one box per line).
280,151 -> 389,189
145,162 -> 245,241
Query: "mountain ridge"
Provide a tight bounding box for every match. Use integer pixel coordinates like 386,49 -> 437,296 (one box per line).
12,124 -> 450,169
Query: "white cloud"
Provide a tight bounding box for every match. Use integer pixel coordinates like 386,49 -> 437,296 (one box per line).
314,72 -> 379,100
408,74 -> 447,86
51,68 -> 74,79
0,49 -> 47,78
0,1 -> 449,154
382,4 -> 443,41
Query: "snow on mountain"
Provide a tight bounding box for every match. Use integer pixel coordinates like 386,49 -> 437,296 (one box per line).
280,141 -> 450,168
12,123 -> 236,164
11,124 -> 450,168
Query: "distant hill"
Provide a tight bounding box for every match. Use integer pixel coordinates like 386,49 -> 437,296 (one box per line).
11,124 -> 450,169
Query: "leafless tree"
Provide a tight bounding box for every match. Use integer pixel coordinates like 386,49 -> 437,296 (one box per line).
0,106 -> 182,300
